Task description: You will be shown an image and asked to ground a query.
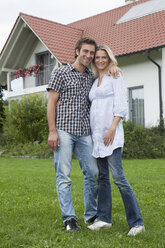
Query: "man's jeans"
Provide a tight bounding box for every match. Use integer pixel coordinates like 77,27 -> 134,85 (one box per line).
97,148 -> 144,228
54,129 -> 98,223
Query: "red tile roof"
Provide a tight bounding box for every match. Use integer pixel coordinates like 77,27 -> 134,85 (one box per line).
18,13 -> 83,63
68,0 -> 165,56
1,0 -> 165,63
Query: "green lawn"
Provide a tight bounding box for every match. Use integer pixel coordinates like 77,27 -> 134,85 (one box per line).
0,157 -> 165,248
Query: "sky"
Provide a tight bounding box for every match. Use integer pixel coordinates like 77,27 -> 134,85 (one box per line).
0,0 -> 128,52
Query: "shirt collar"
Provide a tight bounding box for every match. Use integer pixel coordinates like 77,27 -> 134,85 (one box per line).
68,62 -> 91,75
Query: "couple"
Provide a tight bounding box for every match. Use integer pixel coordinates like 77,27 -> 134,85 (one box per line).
47,37 -> 145,236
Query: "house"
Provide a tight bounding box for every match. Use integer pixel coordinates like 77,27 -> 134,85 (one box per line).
0,0 -> 165,127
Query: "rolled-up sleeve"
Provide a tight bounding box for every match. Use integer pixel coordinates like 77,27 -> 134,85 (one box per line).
113,74 -> 128,118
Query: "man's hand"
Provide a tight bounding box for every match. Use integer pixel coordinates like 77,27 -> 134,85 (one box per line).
108,64 -> 122,78
47,90 -> 60,150
48,131 -> 60,150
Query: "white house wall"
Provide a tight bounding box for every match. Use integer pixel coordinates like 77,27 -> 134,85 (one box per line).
162,47 -> 165,122
6,46 -> 164,128
118,50 -> 162,127
24,40 -> 47,89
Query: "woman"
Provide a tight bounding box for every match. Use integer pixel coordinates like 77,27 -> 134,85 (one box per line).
88,45 -> 145,236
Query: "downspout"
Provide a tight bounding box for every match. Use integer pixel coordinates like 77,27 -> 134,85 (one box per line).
146,50 -> 163,122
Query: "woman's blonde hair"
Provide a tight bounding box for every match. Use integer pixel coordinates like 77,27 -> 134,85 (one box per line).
91,44 -> 118,77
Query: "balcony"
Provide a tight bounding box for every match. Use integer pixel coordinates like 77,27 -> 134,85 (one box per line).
6,63 -> 56,100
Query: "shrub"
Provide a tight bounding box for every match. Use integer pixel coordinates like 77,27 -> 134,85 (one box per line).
3,140 -> 53,158
1,93 -> 165,159
123,120 -> 165,159
3,93 -> 48,144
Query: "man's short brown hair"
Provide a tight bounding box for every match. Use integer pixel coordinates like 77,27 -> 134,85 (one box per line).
75,37 -> 97,59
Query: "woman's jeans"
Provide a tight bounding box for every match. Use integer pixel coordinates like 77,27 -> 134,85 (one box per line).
54,129 -> 98,223
97,148 -> 144,228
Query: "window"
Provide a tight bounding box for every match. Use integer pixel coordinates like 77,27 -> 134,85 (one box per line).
36,51 -> 55,86
36,52 -> 49,86
129,87 -> 145,126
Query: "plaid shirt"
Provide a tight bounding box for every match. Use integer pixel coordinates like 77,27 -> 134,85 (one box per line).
47,63 -> 95,136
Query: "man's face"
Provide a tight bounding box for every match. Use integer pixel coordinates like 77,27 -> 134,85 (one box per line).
76,44 -> 96,67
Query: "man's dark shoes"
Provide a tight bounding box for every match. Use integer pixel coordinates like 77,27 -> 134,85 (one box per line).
65,218 -> 80,232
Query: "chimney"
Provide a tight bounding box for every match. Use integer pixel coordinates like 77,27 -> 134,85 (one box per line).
125,0 -> 137,3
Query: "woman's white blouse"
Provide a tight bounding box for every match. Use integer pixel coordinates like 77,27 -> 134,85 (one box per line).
89,74 -> 128,158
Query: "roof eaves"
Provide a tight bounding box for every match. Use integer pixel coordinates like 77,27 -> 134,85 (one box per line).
116,45 -> 165,58
0,14 -> 21,57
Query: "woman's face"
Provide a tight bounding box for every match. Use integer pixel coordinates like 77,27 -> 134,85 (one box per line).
94,50 -> 110,71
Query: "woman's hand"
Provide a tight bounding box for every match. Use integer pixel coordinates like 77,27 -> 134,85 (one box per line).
104,117 -> 121,146
104,127 -> 116,146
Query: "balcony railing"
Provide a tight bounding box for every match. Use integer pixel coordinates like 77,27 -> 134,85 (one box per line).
10,63 -> 56,91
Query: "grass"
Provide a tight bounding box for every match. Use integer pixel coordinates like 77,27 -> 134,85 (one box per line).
0,157 -> 165,248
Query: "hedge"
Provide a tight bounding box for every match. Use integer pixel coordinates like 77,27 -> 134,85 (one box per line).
1,94 -> 165,159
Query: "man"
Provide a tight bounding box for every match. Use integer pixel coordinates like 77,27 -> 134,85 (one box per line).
47,37 -> 119,232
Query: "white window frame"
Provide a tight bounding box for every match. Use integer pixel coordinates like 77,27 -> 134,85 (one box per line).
129,86 -> 145,126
